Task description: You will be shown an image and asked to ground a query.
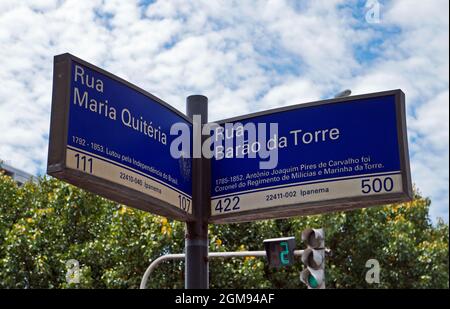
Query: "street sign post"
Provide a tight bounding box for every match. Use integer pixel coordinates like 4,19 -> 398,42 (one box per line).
185,95 -> 210,289
48,53 -> 413,289
47,54 -> 193,221
210,90 -> 412,223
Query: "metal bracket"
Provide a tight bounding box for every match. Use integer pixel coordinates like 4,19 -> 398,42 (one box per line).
140,250 -> 304,289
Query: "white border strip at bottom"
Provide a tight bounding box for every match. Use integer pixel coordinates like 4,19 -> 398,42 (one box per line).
211,173 -> 403,216
66,148 -> 192,214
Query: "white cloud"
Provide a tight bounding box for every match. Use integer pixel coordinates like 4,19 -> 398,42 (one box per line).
385,0 -> 449,28
0,0 -> 448,221
409,90 -> 449,220
345,0 -> 449,222
260,79 -> 322,109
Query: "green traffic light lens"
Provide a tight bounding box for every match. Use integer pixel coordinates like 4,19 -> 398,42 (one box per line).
308,274 -> 319,288
280,241 -> 290,265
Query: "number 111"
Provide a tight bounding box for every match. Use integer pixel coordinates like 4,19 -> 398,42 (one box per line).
74,153 -> 93,173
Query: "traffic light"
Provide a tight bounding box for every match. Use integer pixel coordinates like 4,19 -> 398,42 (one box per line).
263,237 -> 296,268
300,228 -> 325,289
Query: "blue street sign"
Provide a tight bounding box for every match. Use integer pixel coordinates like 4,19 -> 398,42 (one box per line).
48,54 -> 193,220
210,90 -> 412,223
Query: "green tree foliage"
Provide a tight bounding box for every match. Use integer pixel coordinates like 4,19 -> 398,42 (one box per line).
0,173 -> 448,288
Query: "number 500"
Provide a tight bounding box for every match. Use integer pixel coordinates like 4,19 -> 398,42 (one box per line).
361,177 -> 394,194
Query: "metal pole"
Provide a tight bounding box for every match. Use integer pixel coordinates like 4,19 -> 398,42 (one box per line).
140,250 -> 305,289
185,95 -> 210,289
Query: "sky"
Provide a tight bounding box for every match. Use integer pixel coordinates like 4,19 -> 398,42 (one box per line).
0,0 -> 448,222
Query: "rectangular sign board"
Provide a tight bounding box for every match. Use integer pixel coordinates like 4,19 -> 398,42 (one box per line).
48,53 -> 193,221
210,90 -> 412,223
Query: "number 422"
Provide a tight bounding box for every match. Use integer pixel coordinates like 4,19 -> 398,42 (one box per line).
215,196 -> 240,213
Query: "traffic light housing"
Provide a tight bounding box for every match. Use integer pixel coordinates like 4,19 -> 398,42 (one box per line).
300,228 -> 325,289
263,237 -> 296,268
